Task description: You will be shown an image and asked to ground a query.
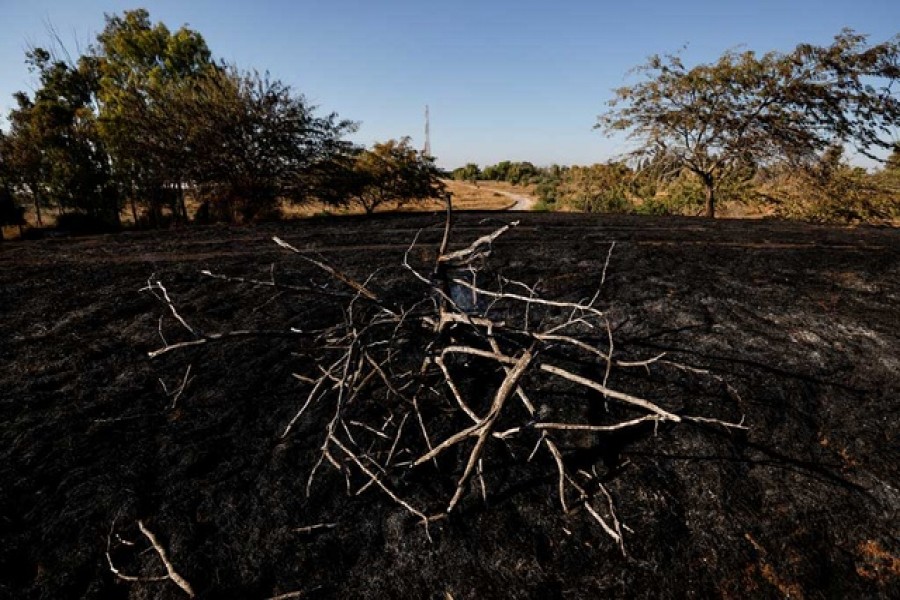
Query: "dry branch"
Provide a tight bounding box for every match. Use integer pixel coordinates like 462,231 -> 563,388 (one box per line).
106,519 -> 195,598
146,211 -> 748,555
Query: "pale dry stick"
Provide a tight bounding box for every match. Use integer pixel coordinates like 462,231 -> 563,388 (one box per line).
412,418 -> 484,466
200,269 -> 355,299
572,241 -> 617,323
273,237 -> 389,310
282,354 -> 347,438
305,347 -> 355,497
446,348 -> 534,512
348,420 -> 392,440
441,345 -> 518,365
385,412 -> 410,467
684,415 -> 748,430
532,333 -> 611,361
161,364 -> 193,409
265,591 -> 306,600
659,359 -> 747,404
597,483 -> 626,545
495,414 -> 663,439
401,229 -> 434,287
602,318 -> 614,393
438,221 -> 519,265
148,329 -> 301,359
364,351 -> 405,400
293,522 -> 337,534
584,500 -> 623,550
137,520 -> 195,597
477,459 -> 487,501
449,278 -> 606,320
544,316 -> 594,336
156,315 -> 168,348
539,363 -> 682,421
486,328 -> 576,523
486,330 -> 576,522
329,435 -> 431,528
106,521 -> 167,583
434,355 -> 481,423
615,352 -> 668,369
141,277 -> 197,337
541,431 -> 573,512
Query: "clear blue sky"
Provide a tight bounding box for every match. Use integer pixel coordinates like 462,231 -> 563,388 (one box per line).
1,0 -> 897,168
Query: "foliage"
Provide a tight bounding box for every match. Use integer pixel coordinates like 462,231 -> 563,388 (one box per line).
0,137 -> 25,238
175,69 -> 357,222
347,138 -> 446,214
599,29 -> 900,217
4,48 -> 116,228
481,160 -> 539,185
1,8 -> 358,228
91,9 -> 216,225
556,163 -> 631,213
451,163 -> 481,182
758,146 -> 900,223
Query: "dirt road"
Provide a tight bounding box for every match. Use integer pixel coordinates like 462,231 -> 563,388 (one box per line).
492,187 -> 536,210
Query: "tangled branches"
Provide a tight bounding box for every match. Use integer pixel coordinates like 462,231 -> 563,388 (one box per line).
144,207 -> 746,555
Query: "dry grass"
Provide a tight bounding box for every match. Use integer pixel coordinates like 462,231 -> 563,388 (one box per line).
441,179 -> 537,209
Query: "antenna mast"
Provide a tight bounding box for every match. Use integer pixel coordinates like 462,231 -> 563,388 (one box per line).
423,104 -> 431,157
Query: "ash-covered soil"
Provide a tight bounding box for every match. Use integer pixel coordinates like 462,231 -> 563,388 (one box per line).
1,213 -> 898,599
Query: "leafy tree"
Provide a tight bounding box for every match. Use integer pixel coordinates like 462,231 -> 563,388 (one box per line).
452,163 -> 481,182
172,69 -> 357,222
350,138 -> 445,214
0,134 -> 25,239
91,8 -> 214,225
5,48 -> 115,227
560,163 -> 632,213
599,30 -> 900,218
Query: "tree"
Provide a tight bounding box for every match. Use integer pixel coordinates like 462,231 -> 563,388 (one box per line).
560,163 -> 632,213
170,69 -> 357,222
452,163 -> 481,182
0,133 -> 25,239
5,48 -> 115,228
92,8 -> 214,225
350,138 -> 445,214
598,30 -> 900,218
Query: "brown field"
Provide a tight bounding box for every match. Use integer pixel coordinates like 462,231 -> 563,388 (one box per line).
1,179 -> 523,239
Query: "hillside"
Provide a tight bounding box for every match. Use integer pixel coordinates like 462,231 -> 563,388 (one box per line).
1,213 -> 898,598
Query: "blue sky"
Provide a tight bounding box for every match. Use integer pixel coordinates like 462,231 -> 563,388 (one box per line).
1,0 -> 897,168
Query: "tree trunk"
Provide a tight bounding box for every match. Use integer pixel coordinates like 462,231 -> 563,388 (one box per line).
703,177 -> 715,218
178,185 -> 188,222
130,196 -> 139,227
31,184 -> 43,228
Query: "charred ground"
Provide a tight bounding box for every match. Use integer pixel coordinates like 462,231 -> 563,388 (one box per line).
1,213 -> 898,599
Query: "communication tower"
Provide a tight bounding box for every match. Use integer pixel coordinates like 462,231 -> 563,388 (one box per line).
423,105 -> 431,157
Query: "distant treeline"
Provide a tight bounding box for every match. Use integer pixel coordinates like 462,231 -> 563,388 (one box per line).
0,9 -> 442,237
453,150 -> 900,222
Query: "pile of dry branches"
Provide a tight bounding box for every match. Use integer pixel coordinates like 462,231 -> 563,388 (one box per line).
144,207 -> 746,558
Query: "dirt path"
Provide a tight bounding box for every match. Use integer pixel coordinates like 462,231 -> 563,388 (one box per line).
451,181 -> 537,210
496,188 -> 536,210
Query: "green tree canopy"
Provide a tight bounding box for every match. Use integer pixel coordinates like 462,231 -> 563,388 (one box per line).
173,69 -> 359,221
598,29 -> 900,217
5,48 -> 114,227
91,8 -> 215,224
350,138 -> 446,214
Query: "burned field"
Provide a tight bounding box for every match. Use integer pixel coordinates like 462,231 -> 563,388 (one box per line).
1,212 -> 898,599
